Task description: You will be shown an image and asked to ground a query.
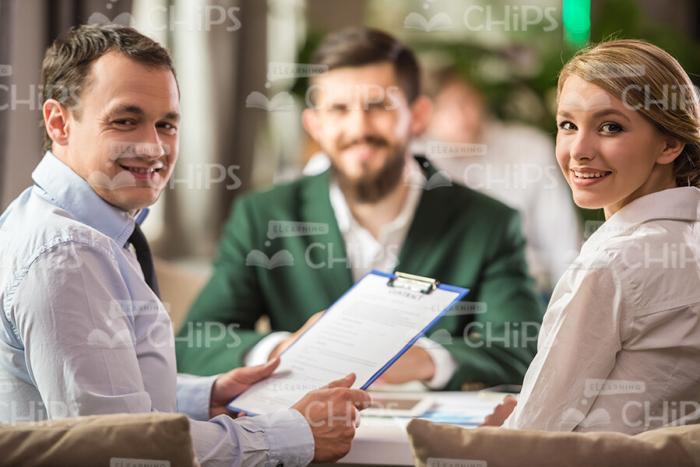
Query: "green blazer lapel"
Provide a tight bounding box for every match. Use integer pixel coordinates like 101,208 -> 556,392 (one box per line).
300,170 -> 354,294
398,156 -> 456,273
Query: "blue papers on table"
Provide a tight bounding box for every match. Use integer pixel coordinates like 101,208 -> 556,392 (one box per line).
228,270 -> 469,415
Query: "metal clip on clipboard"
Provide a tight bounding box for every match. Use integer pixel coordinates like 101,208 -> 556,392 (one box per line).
387,271 -> 439,294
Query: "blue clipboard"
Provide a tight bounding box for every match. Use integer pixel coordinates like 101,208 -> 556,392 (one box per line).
358,270 -> 469,390
228,270 -> 469,414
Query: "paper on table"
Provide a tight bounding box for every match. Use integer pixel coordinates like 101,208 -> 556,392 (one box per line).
229,271 -> 467,415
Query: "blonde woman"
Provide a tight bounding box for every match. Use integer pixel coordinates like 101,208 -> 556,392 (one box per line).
487,39 -> 700,434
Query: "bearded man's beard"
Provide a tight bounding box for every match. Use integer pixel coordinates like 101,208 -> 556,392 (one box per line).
330,137 -> 408,203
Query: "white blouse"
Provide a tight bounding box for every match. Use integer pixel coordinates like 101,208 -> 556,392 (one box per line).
504,187 -> 700,434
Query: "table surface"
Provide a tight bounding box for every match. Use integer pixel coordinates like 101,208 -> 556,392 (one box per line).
337,391 -> 503,465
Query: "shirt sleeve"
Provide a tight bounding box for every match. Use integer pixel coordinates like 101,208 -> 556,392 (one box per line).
176,374 -> 218,421
415,337 -> 458,389
503,257 -> 626,431
192,410 -> 314,467
13,242 -> 156,417
12,242 -> 314,466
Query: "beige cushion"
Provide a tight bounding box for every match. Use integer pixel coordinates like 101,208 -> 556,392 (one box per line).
407,418 -> 700,467
0,413 -> 196,467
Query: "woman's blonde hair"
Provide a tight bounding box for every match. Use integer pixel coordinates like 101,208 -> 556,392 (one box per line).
557,39 -> 700,187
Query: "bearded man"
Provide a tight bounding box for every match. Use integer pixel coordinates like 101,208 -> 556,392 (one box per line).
176,27 -> 543,391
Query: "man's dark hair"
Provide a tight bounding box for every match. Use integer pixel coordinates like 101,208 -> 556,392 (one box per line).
424,65 -> 469,98
310,27 -> 421,104
40,24 -> 176,151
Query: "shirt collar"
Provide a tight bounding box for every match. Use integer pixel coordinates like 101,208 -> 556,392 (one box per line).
584,186 -> 700,251
32,151 -> 147,246
330,158 -> 425,239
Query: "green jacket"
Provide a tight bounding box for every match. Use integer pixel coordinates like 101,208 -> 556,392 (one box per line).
176,158 -> 544,390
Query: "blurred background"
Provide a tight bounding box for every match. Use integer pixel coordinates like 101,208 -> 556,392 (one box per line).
1,0 -> 698,272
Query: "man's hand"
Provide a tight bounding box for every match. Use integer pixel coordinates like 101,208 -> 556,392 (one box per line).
268,311 -> 324,361
209,358 -> 280,418
480,395 -> 517,427
292,373 -> 372,463
375,345 -> 436,385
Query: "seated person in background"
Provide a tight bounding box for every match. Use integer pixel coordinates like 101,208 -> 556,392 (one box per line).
425,67 -> 581,295
0,24 -> 371,466
489,39 -> 700,433
176,27 -> 543,391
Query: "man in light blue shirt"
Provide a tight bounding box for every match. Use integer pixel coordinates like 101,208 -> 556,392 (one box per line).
0,24 -> 370,466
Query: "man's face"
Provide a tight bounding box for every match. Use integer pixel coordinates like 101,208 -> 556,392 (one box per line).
56,51 -> 180,212
304,63 -> 420,202
429,80 -> 485,144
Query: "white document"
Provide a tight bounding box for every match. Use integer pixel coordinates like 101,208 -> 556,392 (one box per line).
229,271 -> 468,415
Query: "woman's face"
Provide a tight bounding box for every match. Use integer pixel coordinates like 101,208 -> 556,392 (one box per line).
556,75 -> 681,218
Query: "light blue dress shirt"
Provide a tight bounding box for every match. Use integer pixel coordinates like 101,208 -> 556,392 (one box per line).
0,152 -> 314,466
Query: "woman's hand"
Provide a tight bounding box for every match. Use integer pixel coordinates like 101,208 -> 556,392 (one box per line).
480,395 -> 517,427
